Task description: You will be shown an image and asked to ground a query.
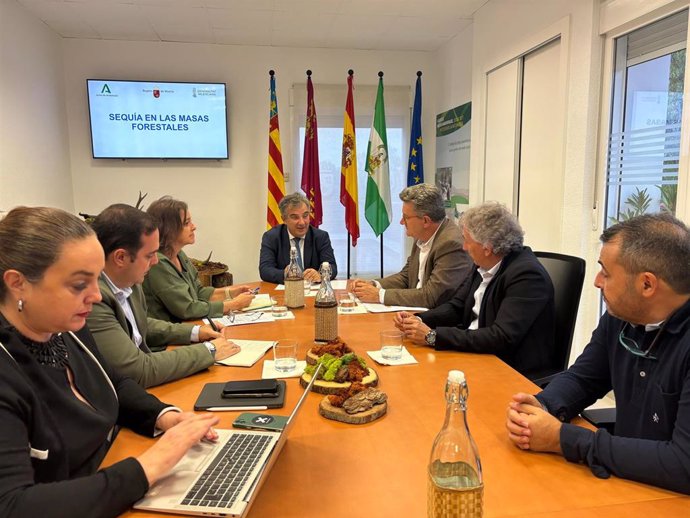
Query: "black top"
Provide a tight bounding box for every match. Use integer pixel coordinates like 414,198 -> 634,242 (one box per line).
420,246 -> 555,378
0,317 -> 170,518
538,299 -> 690,494
259,224 -> 337,284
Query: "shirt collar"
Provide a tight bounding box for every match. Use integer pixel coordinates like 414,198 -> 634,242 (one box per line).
102,272 -> 133,301
416,220 -> 444,252
478,260 -> 502,279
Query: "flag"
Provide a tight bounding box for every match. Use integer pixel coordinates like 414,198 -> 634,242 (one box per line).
266,71 -> 285,229
407,72 -> 424,186
300,72 -> 322,227
340,71 -> 360,246
364,74 -> 391,237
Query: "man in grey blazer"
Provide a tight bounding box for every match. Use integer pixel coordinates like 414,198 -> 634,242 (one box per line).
87,204 -> 239,388
352,184 -> 471,308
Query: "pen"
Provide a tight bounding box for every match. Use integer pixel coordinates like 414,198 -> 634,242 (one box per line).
205,406 -> 268,412
208,319 -> 220,332
250,287 -> 260,295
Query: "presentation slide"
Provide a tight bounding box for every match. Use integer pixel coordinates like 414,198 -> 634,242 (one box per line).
87,80 -> 228,159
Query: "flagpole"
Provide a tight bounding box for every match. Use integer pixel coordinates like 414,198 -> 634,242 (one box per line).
379,70 -> 384,279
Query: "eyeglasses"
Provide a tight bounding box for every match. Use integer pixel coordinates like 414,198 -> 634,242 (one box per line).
618,322 -> 665,360
225,311 -> 262,325
401,214 -> 423,222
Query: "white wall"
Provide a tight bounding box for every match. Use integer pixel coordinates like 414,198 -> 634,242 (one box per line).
0,0 -> 74,211
435,0 -> 604,362
62,40 -> 437,283
434,24 -> 474,117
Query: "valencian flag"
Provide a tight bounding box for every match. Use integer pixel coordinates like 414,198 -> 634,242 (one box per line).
300,70 -> 322,227
266,71 -> 286,229
340,70 -> 360,246
407,71 -> 424,186
364,72 -> 391,237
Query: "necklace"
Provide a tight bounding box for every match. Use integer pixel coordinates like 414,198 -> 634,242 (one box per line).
15,329 -> 69,369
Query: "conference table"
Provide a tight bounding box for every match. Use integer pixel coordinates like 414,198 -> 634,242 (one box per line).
103,283 -> 690,517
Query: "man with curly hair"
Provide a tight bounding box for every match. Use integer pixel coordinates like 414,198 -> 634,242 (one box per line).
395,201 -> 555,378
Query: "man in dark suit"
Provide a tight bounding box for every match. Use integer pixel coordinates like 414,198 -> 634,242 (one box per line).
259,192 -> 337,284
396,201 -> 555,379
87,204 -> 239,388
351,184 -> 471,308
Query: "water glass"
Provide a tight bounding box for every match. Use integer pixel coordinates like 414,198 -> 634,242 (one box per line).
339,292 -> 356,312
380,330 -> 404,360
273,339 -> 298,373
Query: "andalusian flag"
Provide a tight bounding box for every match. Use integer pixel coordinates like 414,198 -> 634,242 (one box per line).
266,71 -> 285,229
300,71 -> 322,227
407,71 -> 424,186
364,74 -> 391,236
340,70 -> 359,246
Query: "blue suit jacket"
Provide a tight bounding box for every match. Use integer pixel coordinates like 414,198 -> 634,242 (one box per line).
259,224 -> 337,284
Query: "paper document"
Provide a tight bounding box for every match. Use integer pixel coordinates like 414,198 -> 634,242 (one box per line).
362,303 -> 428,313
241,293 -> 273,311
215,339 -> 275,367
213,312 -> 275,327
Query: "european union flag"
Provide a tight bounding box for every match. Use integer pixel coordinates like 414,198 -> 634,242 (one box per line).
407,72 -> 424,186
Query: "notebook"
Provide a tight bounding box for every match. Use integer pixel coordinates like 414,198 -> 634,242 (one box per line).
135,365 -> 321,517
194,380 -> 286,411
215,339 -> 275,368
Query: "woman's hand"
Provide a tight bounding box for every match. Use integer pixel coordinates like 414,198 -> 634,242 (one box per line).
138,413 -> 220,485
224,292 -> 254,312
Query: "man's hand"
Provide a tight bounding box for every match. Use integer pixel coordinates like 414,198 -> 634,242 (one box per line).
352,279 -> 380,302
303,268 -> 321,283
211,337 -> 241,361
399,313 -> 431,345
506,393 -> 562,453
198,324 -> 222,341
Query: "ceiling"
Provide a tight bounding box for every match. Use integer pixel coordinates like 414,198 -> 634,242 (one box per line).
15,0 -> 487,51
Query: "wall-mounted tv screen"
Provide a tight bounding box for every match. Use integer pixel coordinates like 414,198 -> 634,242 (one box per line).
86,79 -> 228,159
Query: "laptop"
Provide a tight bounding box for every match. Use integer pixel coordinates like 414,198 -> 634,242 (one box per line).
134,365 -> 321,517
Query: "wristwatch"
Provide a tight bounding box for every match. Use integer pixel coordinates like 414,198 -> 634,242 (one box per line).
425,330 -> 437,347
204,341 -> 217,358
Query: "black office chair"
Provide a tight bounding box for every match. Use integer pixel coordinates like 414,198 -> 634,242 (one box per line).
529,251 -> 586,388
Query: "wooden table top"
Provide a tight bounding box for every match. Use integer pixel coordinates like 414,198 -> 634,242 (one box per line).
103,284 -> 689,517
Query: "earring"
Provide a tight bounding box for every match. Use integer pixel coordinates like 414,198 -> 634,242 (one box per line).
18,299 -> 24,312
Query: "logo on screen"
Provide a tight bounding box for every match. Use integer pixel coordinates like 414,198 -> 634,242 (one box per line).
101,84 -> 111,94
192,87 -> 197,98
153,88 -> 160,98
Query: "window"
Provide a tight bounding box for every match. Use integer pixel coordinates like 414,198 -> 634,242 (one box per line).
605,11 -> 687,225
291,83 -> 411,278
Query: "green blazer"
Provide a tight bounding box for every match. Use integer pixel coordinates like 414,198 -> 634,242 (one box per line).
87,275 -> 214,388
142,251 -> 224,322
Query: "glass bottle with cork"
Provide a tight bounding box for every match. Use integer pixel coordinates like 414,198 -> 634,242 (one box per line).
284,247 -> 305,309
428,370 -> 483,518
314,262 -> 337,342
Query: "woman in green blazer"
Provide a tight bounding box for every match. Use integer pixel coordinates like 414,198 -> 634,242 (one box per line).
143,196 -> 254,322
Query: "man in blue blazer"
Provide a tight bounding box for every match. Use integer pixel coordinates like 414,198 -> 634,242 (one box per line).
259,192 -> 337,284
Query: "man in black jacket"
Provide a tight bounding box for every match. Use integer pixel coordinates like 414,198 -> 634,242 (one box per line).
396,201 -> 555,378
259,192 -> 337,284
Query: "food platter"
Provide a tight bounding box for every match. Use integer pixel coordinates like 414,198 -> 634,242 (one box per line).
299,368 -> 378,395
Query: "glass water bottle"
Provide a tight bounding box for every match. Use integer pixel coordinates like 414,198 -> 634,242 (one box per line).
428,370 -> 483,518
314,262 -> 337,341
284,247 -> 305,309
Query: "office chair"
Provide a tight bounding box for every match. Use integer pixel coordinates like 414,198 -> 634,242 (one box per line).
529,251 -> 586,388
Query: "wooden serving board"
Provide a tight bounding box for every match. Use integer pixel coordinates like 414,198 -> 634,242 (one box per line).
319,397 -> 387,424
300,368 -> 378,395
305,347 -> 354,365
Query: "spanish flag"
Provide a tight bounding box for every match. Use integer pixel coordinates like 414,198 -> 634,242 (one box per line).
266,71 -> 285,229
340,70 -> 359,246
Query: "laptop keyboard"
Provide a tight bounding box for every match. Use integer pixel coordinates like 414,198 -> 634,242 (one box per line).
181,433 -> 273,509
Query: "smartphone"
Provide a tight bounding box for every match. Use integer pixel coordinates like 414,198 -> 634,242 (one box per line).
233,412 -> 288,432
222,379 -> 279,399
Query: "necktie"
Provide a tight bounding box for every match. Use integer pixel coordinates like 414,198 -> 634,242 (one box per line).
293,237 -> 304,270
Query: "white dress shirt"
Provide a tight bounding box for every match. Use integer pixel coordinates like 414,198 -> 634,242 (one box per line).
469,260 -> 502,330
